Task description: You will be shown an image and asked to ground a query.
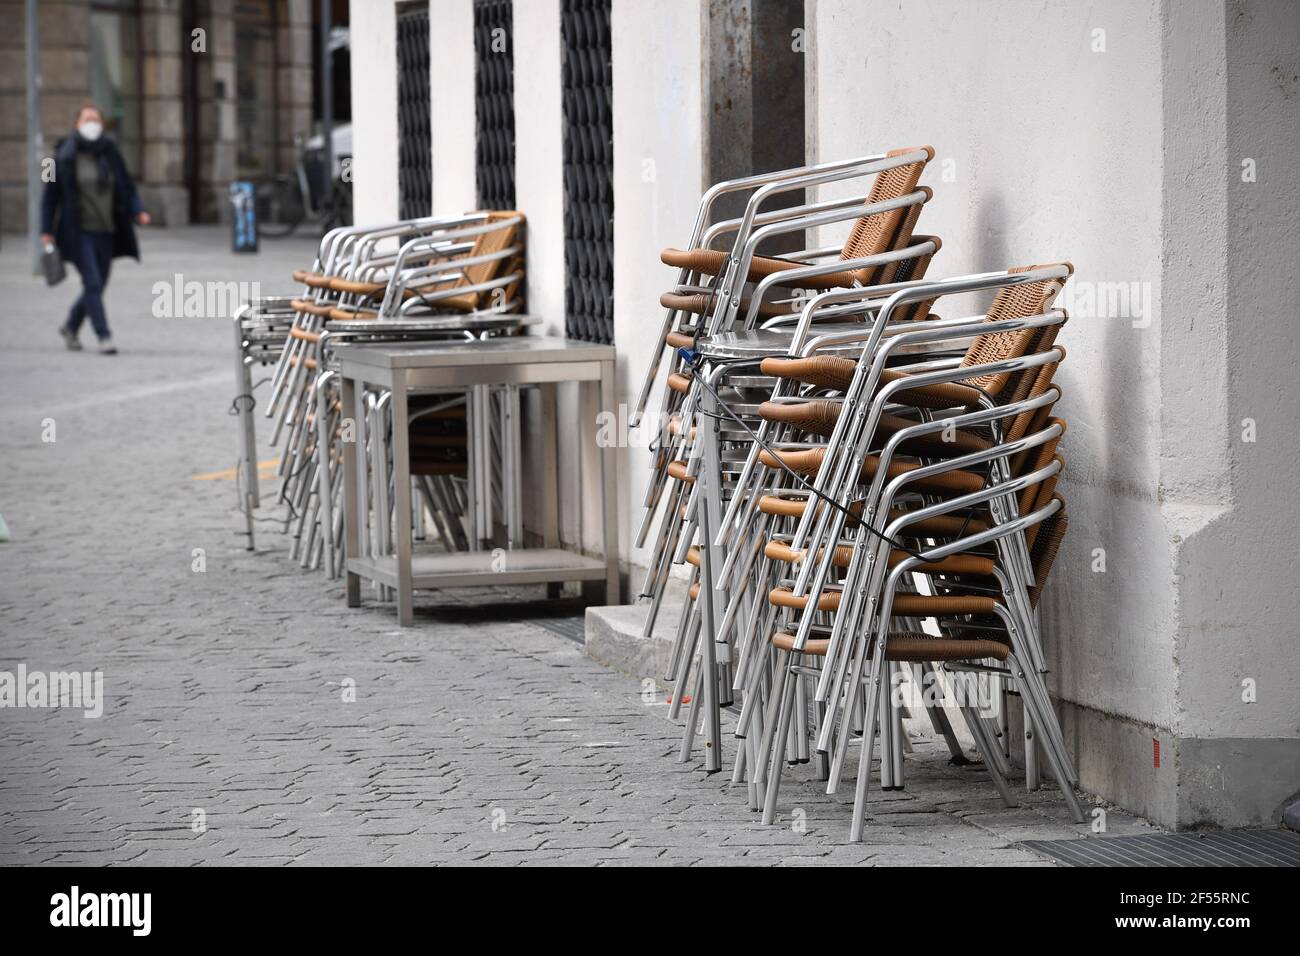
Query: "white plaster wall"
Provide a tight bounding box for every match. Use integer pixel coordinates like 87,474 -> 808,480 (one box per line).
613,0 -> 706,574
512,0 -> 583,548
1157,0 -> 1300,825
808,0 -> 1300,825
342,0 -> 1295,825
809,0 -> 1174,736
513,0 -> 566,339
1172,0 -> 1300,744
349,0 -> 400,223
430,0 -> 477,212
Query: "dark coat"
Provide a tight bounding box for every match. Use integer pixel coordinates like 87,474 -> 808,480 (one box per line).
40,135 -> 144,266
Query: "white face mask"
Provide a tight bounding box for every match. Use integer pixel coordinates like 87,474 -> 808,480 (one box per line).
78,121 -> 103,141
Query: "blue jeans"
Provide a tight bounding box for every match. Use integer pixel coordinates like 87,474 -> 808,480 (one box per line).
66,231 -> 115,341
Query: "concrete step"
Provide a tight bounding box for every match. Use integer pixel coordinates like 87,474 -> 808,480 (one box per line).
584,603 -> 681,687
1284,798 -> 1300,833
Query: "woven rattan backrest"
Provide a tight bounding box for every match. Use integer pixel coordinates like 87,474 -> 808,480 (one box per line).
1005,327 -> 1059,404
1004,344 -> 1065,443
885,234 -> 943,322
874,202 -> 926,279
1028,499 -> 1067,607
1017,419 -> 1066,517
959,263 -> 1071,396
459,211 -> 522,292
840,147 -> 934,283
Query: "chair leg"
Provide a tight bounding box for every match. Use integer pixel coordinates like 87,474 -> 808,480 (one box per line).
761,655 -> 798,825
827,631 -> 872,793
1008,650 -> 1086,823
879,668 -> 895,792
677,665 -> 705,763
733,633 -> 771,739
813,698 -> 830,782
920,661 -> 966,761
890,663 -> 906,789
754,650 -> 791,786
794,665 -> 810,764
950,669 -> 1013,778
849,646 -> 888,842
730,721 -> 749,783
1024,704 -> 1041,792
667,607 -> 700,721
664,575 -> 699,687
961,702 -> 1018,808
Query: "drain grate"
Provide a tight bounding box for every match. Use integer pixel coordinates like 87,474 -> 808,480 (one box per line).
527,615 -> 587,645
1023,829 -> 1300,867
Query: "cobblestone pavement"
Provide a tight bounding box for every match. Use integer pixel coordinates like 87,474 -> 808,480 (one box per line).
0,228 -> 1158,865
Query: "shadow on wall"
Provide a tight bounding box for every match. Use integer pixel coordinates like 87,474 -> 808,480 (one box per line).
967,187 -> 1010,317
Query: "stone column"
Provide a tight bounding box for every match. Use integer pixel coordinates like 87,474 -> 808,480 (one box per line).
139,0 -> 188,225
613,0 -> 705,567
430,0 -> 477,213
279,0 -> 315,173
192,0 -> 236,222
0,0 -> 91,234
348,0 -> 399,222
1162,0 -> 1300,827
703,0 -> 805,238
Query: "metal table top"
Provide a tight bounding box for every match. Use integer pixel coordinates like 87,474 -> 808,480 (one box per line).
334,336 -> 616,371
326,313 -> 542,335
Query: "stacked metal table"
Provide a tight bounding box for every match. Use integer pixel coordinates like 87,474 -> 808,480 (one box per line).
335,337 -> 619,625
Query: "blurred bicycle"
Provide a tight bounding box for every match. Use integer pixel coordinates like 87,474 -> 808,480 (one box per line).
255,126 -> 353,238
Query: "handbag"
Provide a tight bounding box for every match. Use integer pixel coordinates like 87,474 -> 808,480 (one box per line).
42,242 -> 66,287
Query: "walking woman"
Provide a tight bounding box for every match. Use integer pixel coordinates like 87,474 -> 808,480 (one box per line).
40,102 -> 151,355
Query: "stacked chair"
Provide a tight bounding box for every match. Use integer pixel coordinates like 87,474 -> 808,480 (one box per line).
637,147 -> 1087,839
635,150 -> 941,654
231,213 -> 534,584
232,296 -> 300,549
636,149 -> 943,773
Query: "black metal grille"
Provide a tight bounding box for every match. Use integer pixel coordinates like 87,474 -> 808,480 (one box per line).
1023,829 -> 1300,867
561,0 -> 614,344
396,4 -> 432,219
474,0 -> 516,210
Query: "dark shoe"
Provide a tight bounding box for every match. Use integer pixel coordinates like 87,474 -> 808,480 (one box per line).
97,336 -> 118,355
59,325 -> 83,351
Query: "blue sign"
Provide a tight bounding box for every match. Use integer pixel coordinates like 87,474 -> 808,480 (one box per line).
230,181 -> 258,253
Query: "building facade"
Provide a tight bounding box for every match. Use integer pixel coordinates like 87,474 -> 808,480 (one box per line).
2,0 -> 322,232
344,0 -> 1300,833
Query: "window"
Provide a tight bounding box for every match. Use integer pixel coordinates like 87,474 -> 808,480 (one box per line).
88,1 -> 142,173
560,0 -> 614,344
396,3 -> 432,219
474,0 -> 516,210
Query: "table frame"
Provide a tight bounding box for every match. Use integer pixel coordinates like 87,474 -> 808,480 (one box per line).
337,338 -> 619,625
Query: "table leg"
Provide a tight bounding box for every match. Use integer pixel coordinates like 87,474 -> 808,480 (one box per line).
694,374 -> 726,772
390,377 -> 414,626
233,323 -> 260,509
597,363 -> 620,604
540,382 -> 559,549
507,384 -> 522,549
315,373 -> 335,578
354,381 -> 370,574
341,374 -> 361,608
476,384 -> 491,548
695,481 -> 723,775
